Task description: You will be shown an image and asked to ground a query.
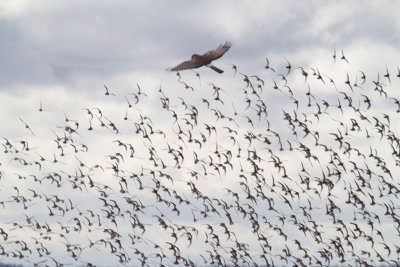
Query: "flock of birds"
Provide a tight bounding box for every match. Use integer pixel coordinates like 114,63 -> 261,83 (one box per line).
1,43 -> 400,267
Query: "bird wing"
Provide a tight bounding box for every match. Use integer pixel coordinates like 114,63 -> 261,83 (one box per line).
169,58 -> 204,71
201,41 -> 232,62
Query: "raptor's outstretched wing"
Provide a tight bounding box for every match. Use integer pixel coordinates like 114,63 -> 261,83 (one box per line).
170,58 -> 204,72
201,41 -> 232,62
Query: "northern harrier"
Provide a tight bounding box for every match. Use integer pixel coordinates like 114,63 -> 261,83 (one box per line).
169,41 -> 232,74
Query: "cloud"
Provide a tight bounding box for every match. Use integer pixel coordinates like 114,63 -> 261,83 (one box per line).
1,1 -> 399,90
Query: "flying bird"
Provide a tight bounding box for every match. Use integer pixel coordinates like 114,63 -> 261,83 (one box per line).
169,41 -> 232,74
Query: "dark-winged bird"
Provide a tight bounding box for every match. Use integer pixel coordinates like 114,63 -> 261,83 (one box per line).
169,42 -> 232,74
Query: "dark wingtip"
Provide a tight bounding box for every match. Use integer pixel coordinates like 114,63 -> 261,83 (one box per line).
166,67 -> 176,72
224,41 -> 232,47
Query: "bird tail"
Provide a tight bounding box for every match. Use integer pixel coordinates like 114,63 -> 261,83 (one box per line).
208,64 -> 224,74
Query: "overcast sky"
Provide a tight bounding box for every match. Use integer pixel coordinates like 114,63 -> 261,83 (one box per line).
1,0 -> 399,91
1,1 -> 400,266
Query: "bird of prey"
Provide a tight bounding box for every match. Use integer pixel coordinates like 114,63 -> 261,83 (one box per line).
169,41 -> 232,74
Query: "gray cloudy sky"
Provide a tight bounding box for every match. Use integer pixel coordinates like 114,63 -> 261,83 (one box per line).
1,1 -> 400,266
1,0 -> 399,91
